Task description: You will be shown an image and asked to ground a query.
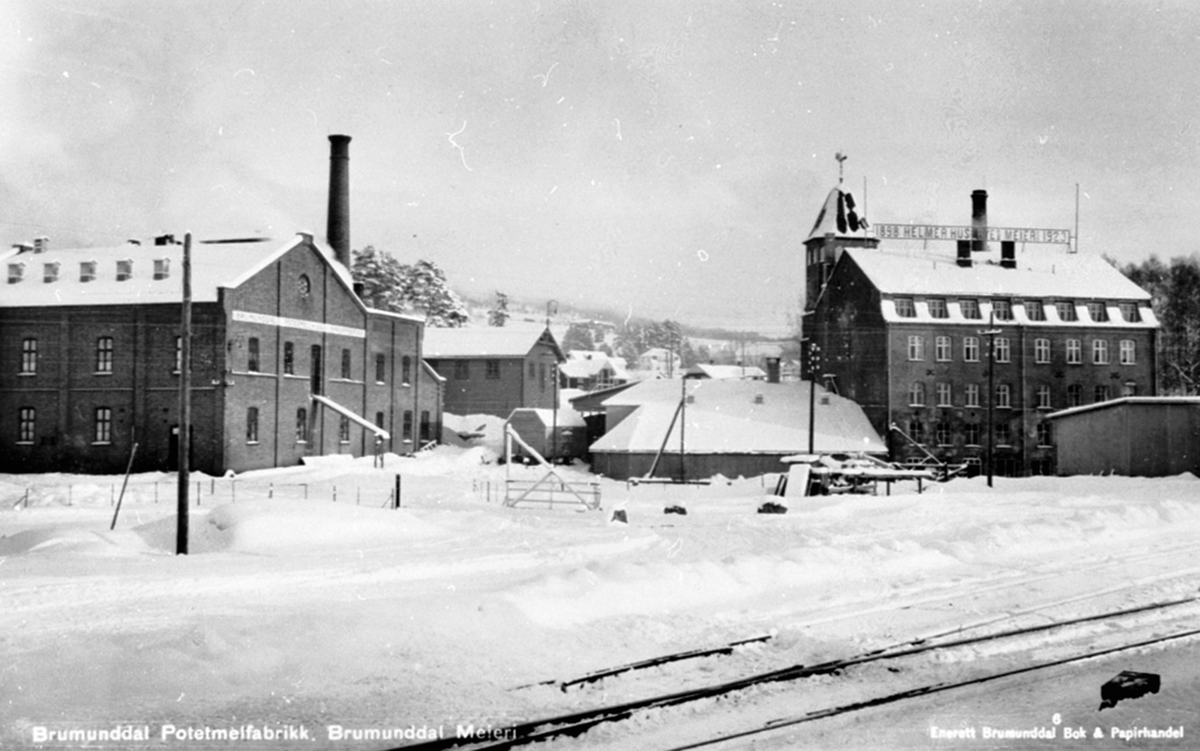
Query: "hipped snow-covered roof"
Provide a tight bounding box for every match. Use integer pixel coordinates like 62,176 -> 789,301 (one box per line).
843,246 -> 1151,301
590,380 -> 886,455
422,325 -> 563,359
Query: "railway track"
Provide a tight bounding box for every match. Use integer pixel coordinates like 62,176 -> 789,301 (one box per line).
394,591 -> 1200,751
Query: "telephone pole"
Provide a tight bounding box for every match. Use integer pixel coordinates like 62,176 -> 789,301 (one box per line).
981,312 -> 1002,488
177,233 -> 192,555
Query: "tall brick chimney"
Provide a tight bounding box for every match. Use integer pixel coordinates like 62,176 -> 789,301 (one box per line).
970,189 -> 988,253
326,134 -> 352,268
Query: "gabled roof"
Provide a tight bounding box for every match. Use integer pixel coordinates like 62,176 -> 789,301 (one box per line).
590,380 -> 886,454
806,186 -> 872,243
843,246 -> 1151,301
687,364 -> 768,380
422,325 -> 564,360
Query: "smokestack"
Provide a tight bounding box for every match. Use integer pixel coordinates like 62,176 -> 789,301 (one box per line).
970,189 -> 988,253
1000,240 -> 1016,269
327,134 -> 352,269
956,239 -> 972,268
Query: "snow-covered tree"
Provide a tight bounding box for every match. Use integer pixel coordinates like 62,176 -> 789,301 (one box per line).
561,322 -> 596,352
351,247 -> 469,328
487,291 -> 510,327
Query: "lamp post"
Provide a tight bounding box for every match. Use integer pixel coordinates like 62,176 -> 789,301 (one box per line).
980,312 -> 1002,488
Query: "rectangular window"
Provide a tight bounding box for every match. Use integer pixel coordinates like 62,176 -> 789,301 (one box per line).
992,299 -> 1012,321
153,258 -> 170,280
402,356 -> 412,385
1119,340 -> 1136,365
1093,339 -> 1109,364
965,383 -> 980,408
247,337 -> 260,372
284,342 -> 295,375
175,336 -> 183,373
246,406 -> 259,443
894,298 -> 916,318
94,407 -> 112,444
341,348 -> 352,379
1034,338 -> 1050,364
403,410 -> 414,442
454,360 -> 469,380
18,407 -> 35,443
935,421 -> 952,446
375,353 -> 386,383
338,415 -> 351,443
963,336 -> 979,362
8,262 -> 24,284
960,299 -> 980,320
928,298 -> 948,319
909,420 -> 924,444
996,422 -> 1011,445
296,407 -> 308,443
79,261 -> 97,283
1087,301 -> 1109,322
96,337 -> 114,373
539,363 -> 547,391
994,337 -> 1011,363
907,335 -> 924,361
419,410 -> 431,442
485,359 -> 501,379
935,336 -> 952,362
996,383 -> 1011,408
21,338 -> 38,374
528,361 -> 537,379
1067,384 -> 1083,407
964,422 -> 981,446
116,259 -> 133,281
1025,300 -> 1045,321
1066,339 -> 1081,364
1122,381 -> 1138,397
44,262 -> 60,283
1119,303 -> 1141,323
936,382 -> 952,407
908,382 -> 925,407
1036,422 -> 1052,447
1037,385 -> 1052,409
1094,385 -> 1109,403
1057,301 -> 1077,322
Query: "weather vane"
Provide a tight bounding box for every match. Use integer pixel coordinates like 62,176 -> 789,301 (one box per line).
835,151 -> 848,184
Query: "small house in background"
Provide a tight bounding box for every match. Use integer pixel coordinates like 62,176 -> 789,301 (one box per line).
636,347 -> 682,379
1048,397 -> 1200,476
582,379 -> 886,481
424,325 -> 564,418
686,363 -> 768,380
560,350 -> 630,391
506,407 -> 588,463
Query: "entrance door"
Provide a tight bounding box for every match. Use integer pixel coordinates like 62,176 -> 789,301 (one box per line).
310,345 -> 323,395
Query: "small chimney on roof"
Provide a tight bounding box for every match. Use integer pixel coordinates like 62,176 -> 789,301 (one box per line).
956,239 -> 972,268
326,134 -> 352,269
1000,240 -> 1016,269
970,189 -> 988,253
33,236 -> 49,254
154,234 -> 176,246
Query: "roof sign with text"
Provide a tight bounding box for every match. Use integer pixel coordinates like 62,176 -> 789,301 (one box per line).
873,224 -> 1072,245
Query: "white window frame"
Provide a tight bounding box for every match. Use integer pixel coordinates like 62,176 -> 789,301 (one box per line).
1093,339 -> 1109,365
1034,338 -> 1050,364
1066,339 -> 1081,365
935,336 -> 952,362
1119,339 -> 1136,365
907,335 -> 924,361
963,336 -> 979,362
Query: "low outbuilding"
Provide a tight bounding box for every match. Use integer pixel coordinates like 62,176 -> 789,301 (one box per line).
1047,397 -> 1200,476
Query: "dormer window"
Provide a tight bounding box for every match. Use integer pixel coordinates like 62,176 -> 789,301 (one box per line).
992,298 -> 1013,321
80,261 -> 97,283
1056,300 -> 1077,322
1025,300 -> 1046,321
1119,302 -> 1141,323
1087,301 -> 1109,322
153,259 -> 170,280
43,262 -> 60,283
8,262 -> 25,284
116,259 -> 133,281
928,298 -> 948,319
894,298 -> 916,318
960,299 -> 981,320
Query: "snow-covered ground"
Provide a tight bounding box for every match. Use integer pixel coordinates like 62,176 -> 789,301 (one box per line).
3,423 -> 1199,750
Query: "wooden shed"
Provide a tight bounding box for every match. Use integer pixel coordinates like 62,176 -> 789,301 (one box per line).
506,408 -> 588,462
1048,397 -> 1200,477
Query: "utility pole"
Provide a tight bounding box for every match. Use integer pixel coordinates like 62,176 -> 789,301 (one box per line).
177,232 -> 192,555
807,341 -> 820,455
545,300 -> 558,462
981,312 -> 1002,488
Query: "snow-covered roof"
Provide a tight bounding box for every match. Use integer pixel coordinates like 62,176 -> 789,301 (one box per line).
805,186 -> 872,243
422,325 -> 563,359
1047,396 -> 1200,421
506,407 -> 586,428
844,245 -> 1151,301
590,380 -> 886,454
1,237 -> 297,307
687,364 -> 768,380
560,357 -> 613,379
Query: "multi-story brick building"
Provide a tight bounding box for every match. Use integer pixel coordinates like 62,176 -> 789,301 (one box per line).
423,326 -> 564,418
0,135 -> 441,474
803,186 -> 1158,476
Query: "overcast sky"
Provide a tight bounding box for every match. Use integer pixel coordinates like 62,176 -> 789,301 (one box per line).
3,1 -> 1198,334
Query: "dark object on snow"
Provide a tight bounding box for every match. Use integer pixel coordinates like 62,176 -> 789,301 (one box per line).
1099,670 -> 1160,710
610,508 -> 628,524
664,505 -> 687,515
757,501 -> 788,514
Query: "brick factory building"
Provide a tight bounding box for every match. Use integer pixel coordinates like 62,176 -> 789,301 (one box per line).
803,186 -> 1158,477
0,136 -> 440,475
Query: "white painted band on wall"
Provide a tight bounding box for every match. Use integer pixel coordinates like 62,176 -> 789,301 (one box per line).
232,310 -> 365,339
